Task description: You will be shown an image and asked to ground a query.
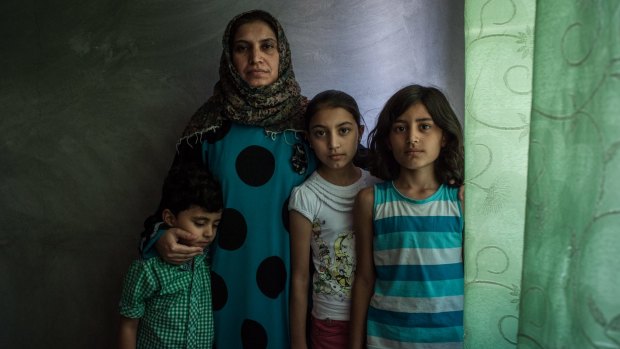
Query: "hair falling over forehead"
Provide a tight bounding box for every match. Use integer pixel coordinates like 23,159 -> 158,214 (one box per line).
304,90 -> 363,131
368,84 -> 464,185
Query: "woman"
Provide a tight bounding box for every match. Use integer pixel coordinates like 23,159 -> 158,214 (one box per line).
140,10 -> 314,348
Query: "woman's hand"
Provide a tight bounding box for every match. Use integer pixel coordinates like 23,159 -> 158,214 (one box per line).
155,227 -> 204,264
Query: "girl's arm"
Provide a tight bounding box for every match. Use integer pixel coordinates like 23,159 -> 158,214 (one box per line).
118,316 -> 139,349
349,187 -> 376,349
289,210 -> 313,349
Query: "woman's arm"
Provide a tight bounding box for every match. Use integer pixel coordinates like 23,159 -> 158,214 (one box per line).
289,210 -> 313,349
118,316 -> 139,349
349,187 -> 376,349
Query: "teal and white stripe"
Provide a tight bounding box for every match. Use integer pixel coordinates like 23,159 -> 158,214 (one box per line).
374,247 -> 462,266
370,293 -> 463,313
368,181 -> 464,348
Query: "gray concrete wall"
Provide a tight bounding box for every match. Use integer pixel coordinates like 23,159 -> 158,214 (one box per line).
0,1 -> 463,347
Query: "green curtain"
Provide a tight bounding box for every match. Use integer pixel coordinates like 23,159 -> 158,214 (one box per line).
464,0 -> 620,348
463,0 -> 534,347
519,0 -> 620,347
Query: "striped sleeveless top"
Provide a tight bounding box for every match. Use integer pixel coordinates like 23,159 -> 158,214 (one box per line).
367,181 -> 464,349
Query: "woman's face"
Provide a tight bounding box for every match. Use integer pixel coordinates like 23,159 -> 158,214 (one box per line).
231,21 -> 280,87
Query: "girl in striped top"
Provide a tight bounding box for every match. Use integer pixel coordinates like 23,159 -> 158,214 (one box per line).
350,85 -> 465,349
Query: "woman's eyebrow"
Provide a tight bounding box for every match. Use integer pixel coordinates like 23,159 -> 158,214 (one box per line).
235,37 -> 276,43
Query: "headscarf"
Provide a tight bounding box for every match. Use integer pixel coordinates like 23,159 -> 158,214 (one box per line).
180,10 -> 307,142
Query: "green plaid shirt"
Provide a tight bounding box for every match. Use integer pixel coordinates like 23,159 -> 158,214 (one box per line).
119,254 -> 213,349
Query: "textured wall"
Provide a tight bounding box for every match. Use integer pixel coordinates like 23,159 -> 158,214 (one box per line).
0,1 -> 463,347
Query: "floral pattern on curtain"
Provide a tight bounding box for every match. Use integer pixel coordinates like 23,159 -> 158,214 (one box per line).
519,1 -> 620,348
464,0 -> 620,348
463,0 -> 535,347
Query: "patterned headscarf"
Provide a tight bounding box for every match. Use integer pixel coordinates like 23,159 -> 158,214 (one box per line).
181,10 -> 307,141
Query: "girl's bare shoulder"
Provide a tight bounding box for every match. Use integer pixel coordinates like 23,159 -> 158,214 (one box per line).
355,186 -> 375,207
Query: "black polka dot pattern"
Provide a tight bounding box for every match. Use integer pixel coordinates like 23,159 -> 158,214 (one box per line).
217,208 -> 247,251
256,256 -> 287,299
200,126 -> 310,347
211,270 -> 228,311
241,319 -> 268,349
235,146 -> 275,186
201,122 -> 231,165
281,197 -> 290,233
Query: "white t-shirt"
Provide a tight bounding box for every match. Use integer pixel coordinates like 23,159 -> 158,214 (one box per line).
288,169 -> 381,320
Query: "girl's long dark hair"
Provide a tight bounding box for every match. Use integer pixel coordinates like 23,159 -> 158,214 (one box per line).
368,84 -> 464,186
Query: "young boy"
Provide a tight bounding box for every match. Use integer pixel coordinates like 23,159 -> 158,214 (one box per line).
118,164 -> 222,349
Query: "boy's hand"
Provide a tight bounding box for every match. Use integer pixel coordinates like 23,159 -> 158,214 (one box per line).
155,227 -> 204,265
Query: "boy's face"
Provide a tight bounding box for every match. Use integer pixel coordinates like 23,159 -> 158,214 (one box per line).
164,206 -> 222,248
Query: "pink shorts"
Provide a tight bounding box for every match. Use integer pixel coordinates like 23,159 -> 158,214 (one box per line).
310,315 -> 350,349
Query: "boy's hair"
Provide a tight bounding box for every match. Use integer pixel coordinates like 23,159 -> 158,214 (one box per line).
368,84 -> 464,185
304,90 -> 363,131
160,164 -> 223,215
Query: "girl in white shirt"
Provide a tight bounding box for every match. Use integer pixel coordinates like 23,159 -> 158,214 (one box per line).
288,90 -> 381,349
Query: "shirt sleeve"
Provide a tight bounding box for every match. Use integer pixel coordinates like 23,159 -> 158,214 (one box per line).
288,182 -> 317,223
119,259 -> 159,319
